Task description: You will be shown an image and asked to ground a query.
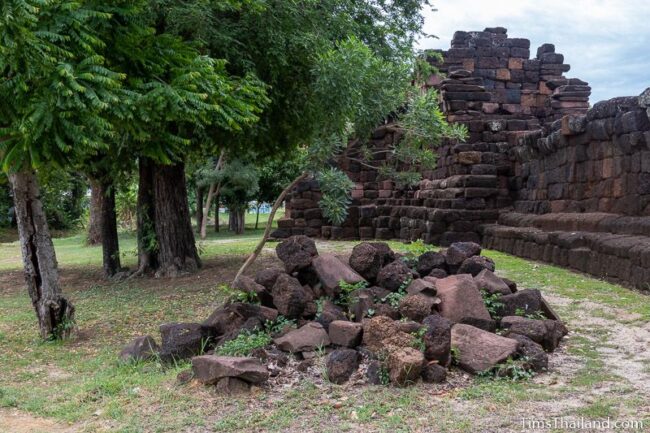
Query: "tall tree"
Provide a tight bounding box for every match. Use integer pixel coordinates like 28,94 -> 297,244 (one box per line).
0,1 -> 123,339
93,2 -> 268,277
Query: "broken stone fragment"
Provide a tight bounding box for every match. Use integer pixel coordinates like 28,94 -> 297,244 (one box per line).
328,320 -> 363,348
275,235 -> 318,273
387,347 -> 424,386
311,253 -> 365,298
326,348 -> 360,384
119,335 -> 159,362
159,323 -> 216,362
474,269 -> 512,296
435,274 -> 492,323
273,322 -> 330,352
451,324 -> 520,374
191,355 -> 269,385
348,242 -> 383,282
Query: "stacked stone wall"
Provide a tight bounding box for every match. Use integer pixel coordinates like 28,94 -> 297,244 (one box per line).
275,27 -> 650,289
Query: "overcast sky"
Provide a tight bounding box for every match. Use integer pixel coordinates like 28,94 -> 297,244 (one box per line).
419,0 -> 650,103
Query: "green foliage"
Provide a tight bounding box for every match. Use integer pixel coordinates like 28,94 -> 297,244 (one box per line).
477,357 -> 535,381
38,169 -> 87,230
514,308 -> 546,320
410,326 -> 427,352
217,283 -> 259,304
215,330 -> 271,357
382,283 -> 409,309
481,290 -> 505,319
0,0 -> 124,171
337,280 -> 369,307
265,315 -> 296,335
318,168 -> 355,225
450,346 -> 461,365
209,159 -> 260,213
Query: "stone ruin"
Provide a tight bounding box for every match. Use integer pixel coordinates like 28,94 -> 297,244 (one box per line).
120,236 -> 567,392
274,27 -> 650,290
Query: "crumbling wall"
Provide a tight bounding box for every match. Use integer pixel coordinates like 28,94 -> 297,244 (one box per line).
275,27 -> 650,289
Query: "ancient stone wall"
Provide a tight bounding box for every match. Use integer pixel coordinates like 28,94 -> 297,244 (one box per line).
275,28 -> 650,289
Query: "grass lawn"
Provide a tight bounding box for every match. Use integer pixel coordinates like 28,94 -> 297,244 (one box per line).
1,228 -> 649,432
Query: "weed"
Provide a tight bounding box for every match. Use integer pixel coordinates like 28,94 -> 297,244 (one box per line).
477,357 -> 535,381
337,280 -> 368,307
216,331 -> 271,356
410,327 -> 427,352
265,315 -> 296,335
450,346 -> 461,365
481,289 -> 504,319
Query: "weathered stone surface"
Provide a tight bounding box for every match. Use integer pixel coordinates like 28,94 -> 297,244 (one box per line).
543,319 -> 569,352
366,360 -> 382,384
254,268 -> 284,291
457,255 -> 495,276
271,274 -> 308,319
474,269 -> 512,295
349,242 -> 383,281
501,316 -> 548,344
406,278 -> 437,296
398,294 -> 436,322
376,260 -> 412,291
276,235 -> 318,273
422,315 -> 452,365
215,377 -> 251,394
273,322 -> 331,352
451,324 -> 520,374
387,347 -> 424,386
416,251 -> 447,276
326,348 -> 360,384
421,363 -> 447,383
444,242 -> 482,267
119,335 -> 159,362
329,320 -> 363,347
312,253 -> 366,297
159,323 -> 216,362
497,289 -> 543,317
233,275 -> 272,306
192,355 -> 269,384
204,302 -> 267,336
362,316 -> 399,352
508,333 -> 548,372
435,274 -> 492,323
315,300 -> 347,331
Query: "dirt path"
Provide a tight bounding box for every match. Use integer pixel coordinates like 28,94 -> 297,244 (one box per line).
0,408 -> 78,433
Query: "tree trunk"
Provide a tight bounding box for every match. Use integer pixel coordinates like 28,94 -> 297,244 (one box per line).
195,185 -> 204,234
200,183 -> 216,240
152,161 -> 201,277
136,157 -> 158,275
233,172 -> 309,284
9,170 -> 75,340
87,179 -> 103,245
99,179 -> 121,278
200,151 -> 225,240
255,203 -> 261,230
214,194 -> 220,232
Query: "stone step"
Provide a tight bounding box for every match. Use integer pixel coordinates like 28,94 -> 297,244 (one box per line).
497,212 -> 650,237
479,223 -> 650,289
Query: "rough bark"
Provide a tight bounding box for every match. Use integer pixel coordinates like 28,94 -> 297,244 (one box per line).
99,180 -> 121,278
214,194 -> 220,232
87,179 -> 103,245
195,185 -> 204,234
9,170 -> 75,340
228,207 -> 245,235
136,157 -> 158,275
233,172 -> 309,284
152,161 -> 201,277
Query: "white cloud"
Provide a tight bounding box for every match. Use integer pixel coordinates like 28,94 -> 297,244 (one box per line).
420,0 -> 650,102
